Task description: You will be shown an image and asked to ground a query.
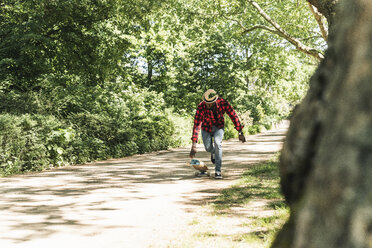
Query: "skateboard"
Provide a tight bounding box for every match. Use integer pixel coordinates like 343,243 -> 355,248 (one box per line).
187,159 -> 210,177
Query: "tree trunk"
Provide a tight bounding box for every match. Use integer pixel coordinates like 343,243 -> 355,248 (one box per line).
273,0 -> 372,247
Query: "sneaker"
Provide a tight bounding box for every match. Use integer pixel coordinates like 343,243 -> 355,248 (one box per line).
211,153 -> 215,164
215,172 -> 223,179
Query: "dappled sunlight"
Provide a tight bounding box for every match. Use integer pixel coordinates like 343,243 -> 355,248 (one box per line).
0,125 -> 287,247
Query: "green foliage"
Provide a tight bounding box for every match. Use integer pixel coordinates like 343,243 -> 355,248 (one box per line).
0,0 -> 320,175
0,0 -> 166,92
0,114 -> 74,176
0,81 -> 191,175
165,110 -> 194,147
223,117 -> 239,140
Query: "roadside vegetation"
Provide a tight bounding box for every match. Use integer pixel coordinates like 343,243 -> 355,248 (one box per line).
173,155 -> 289,248
0,0 -> 325,176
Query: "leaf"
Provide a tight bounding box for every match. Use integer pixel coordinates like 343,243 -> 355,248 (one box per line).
56,147 -> 64,155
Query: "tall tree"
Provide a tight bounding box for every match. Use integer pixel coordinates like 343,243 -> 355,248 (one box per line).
146,0 -> 317,118
273,0 -> 372,246
0,0 -> 159,92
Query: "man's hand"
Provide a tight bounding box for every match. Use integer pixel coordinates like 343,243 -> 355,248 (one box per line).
189,142 -> 197,158
239,132 -> 246,143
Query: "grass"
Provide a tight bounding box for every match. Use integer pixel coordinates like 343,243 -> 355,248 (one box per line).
213,159 -> 284,211
173,154 -> 289,248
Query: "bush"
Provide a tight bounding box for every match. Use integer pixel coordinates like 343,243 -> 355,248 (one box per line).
223,117 -> 238,140
166,110 -> 194,147
0,83 -> 200,176
133,115 -> 175,153
0,110 -> 182,176
65,84 -> 181,160
223,110 -> 254,139
0,114 -> 76,176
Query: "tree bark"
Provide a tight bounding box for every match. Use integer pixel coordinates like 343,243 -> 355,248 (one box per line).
272,0 -> 372,247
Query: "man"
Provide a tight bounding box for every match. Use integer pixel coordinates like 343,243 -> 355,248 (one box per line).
189,89 -> 246,179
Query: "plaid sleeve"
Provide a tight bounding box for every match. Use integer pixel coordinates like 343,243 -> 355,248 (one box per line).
191,104 -> 203,142
223,99 -> 244,132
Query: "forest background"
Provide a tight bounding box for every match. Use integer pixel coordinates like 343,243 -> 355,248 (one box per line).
0,0 -> 326,176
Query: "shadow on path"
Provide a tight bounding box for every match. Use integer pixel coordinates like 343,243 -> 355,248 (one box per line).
0,123 -> 288,247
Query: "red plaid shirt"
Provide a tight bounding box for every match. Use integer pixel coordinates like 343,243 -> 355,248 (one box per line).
191,98 -> 243,142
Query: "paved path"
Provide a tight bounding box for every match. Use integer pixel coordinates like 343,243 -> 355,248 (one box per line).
0,123 -> 288,248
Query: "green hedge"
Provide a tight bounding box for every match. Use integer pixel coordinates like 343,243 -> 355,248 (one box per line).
0,83 -> 194,176
0,114 -> 75,175
0,111 -> 186,176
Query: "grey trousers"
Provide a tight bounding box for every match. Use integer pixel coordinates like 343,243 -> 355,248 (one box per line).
201,126 -> 224,173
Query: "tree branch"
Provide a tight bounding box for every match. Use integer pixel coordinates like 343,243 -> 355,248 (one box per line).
220,14 -> 250,32
306,0 -> 338,25
220,13 -> 281,37
308,3 -> 328,41
247,0 -> 324,61
241,24 -> 281,36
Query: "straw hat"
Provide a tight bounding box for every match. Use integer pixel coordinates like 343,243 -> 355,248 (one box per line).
202,89 -> 218,103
